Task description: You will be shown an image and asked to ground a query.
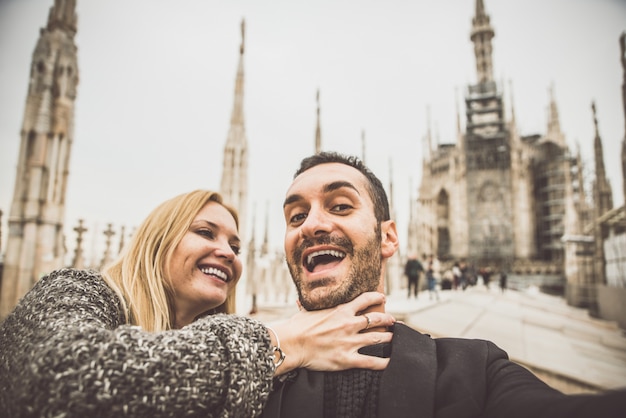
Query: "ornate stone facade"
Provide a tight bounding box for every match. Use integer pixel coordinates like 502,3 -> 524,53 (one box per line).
413,0 -> 589,280
0,0 -> 79,318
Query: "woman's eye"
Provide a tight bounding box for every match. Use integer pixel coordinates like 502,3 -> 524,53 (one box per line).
230,245 -> 241,255
197,229 -> 215,239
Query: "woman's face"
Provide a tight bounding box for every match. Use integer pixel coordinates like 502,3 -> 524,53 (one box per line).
167,201 -> 242,327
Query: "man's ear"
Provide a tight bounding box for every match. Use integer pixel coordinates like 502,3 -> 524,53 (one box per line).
380,220 -> 399,259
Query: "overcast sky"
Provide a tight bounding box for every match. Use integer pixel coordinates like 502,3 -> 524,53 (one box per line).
1,0 -> 625,265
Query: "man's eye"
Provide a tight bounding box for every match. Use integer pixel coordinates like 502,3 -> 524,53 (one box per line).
332,204 -> 352,212
289,213 -> 307,224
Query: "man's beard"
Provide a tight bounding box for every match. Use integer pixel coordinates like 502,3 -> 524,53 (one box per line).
287,224 -> 382,311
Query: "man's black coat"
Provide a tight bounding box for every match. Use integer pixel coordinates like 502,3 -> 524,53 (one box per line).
263,324 -> 625,417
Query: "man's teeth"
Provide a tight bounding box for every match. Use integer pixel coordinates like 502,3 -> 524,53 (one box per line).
307,250 -> 346,266
200,267 -> 228,282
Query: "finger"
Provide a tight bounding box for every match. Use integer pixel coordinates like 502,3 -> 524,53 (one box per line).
361,313 -> 372,330
352,355 -> 390,371
355,312 -> 396,331
346,291 -> 386,313
359,330 -> 393,345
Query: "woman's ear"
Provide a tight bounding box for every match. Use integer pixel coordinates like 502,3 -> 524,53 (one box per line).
380,220 -> 399,259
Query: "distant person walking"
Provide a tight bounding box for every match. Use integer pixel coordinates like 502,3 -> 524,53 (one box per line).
499,270 -> 508,293
481,267 -> 492,290
460,261 -> 469,290
452,261 -> 462,290
404,254 -> 423,299
426,255 -> 440,301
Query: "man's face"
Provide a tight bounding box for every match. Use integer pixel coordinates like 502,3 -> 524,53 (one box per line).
283,163 -> 384,310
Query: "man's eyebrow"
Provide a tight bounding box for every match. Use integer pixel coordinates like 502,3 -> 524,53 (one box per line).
324,181 -> 360,195
283,193 -> 303,208
283,181 -> 360,208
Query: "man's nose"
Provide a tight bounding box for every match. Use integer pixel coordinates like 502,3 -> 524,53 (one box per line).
299,207 -> 331,238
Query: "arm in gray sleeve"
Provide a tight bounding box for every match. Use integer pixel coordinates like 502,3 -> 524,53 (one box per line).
0,268 -> 274,418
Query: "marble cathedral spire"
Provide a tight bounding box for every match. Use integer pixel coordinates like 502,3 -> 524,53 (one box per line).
388,158 -> 395,210
591,101 -> 613,288
575,143 -> 587,201
220,19 -> 249,240
619,31 -> 626,201
455,88 -> 462,142
47,0 -> 77,34
423,106 -> 433,164
407,178 -> 418,257
361,130 -> 366,164
470,0 -> 495,84
0,210 -> 3,258
260,201 -> 270,257
508,80 -> 518,138
246,204 -> 258,314
546,85 -> 565,147
592,101 -> 613,216
1,0 -> 79,318
247,204 -> 257,258
314,89 -> 322,154
574,142 -> 591,232
385,157 -> 402,295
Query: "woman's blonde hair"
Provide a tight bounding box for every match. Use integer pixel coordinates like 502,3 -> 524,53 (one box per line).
102,190 -> 240,331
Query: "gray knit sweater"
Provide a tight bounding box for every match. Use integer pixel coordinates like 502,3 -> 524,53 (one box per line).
0,269 -> 274,418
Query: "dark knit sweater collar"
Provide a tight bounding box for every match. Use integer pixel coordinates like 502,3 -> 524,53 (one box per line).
323,342 -> 389,418
262,324 -> 438,418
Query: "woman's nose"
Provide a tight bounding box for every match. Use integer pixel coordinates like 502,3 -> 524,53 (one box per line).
214,239 -> 236,262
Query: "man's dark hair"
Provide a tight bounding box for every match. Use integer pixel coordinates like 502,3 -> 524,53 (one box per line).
294,151 -> 391,222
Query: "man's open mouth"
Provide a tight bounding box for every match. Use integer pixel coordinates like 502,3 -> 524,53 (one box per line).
304,250 -> 346,273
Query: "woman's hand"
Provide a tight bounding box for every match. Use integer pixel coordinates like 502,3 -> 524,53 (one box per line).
266,292 -> 395,375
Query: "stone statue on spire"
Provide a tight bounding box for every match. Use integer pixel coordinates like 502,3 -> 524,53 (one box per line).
619,31 -> 626,200
72,219 -> 88,269
314,89 -> 322,154
240,19 -> 245,55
